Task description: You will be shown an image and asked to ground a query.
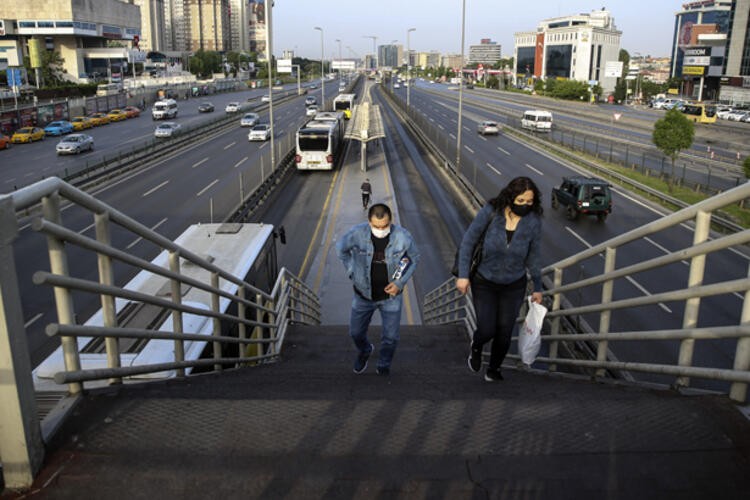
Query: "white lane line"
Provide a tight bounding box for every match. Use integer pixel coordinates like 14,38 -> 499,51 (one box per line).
78,222 -> 95,234
259,142 -> 268,149
123,134 -> 152,145
234,156 -> 248,168
449,133 -> 456,139
497,146 -> 510,155
438,124 -> 445,130
24,172 -> 36,178
126,217 -> 168,249
644,237 -> 689,266
196,179 -> 219,197
464,145 -> 475,154
24,312 -> 44,328
525,163 -> 544,176
486,163 -> 502,176
4,178 -> 16,184
142,180 -> 169,197
192,157 -> 209,168
463,126 -> 471,132
565,226 -> 672,313
429,117 -> 435,122
479,135 -> 487,141
223,141 -> 236,150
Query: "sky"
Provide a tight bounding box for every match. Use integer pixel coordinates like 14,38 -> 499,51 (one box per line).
270,0 -> 680,61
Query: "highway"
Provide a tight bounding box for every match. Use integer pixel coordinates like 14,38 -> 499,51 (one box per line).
4,76 -> 747,393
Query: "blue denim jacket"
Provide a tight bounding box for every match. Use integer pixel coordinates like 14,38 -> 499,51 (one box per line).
458,204 -> 543,291
336,223 -> 420,300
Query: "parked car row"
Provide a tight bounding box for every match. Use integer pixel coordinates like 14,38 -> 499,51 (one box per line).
716,106 -> 750,122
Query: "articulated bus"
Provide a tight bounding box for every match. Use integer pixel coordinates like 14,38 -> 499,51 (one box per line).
681,103 -> 717,124
33,223 -> 280,391
295,111 -> 345,171
333,93 -> 356,119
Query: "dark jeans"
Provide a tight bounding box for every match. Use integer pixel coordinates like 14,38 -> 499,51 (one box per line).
471,276 -> 527,370
362,192 -> 370,208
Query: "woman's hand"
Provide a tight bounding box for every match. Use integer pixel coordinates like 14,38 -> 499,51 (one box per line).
456,278 -> 470,295
530,291 -> 543,304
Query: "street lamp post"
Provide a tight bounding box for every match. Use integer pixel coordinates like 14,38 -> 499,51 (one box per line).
314,27 -> 325,109
407,28 -> 415,107
335,39 -> 342,80
364,35 -> 377,71
266,0 -> 275,169
455,0 -> 466,175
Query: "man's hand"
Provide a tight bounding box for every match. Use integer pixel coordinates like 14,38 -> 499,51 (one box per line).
456,278 -> 470,295
384,282 -> 400,297
530,292 -> 543,304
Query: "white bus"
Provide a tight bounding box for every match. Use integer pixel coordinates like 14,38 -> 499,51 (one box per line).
96,83 -> 123,96
152,99 -> 178,120
521,110 -> 553,132
34,223 -> 281,391
333,93 -> 356,119
295,112 -> 345,171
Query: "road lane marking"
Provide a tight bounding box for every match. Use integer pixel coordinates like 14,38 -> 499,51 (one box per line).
79,222 -> 95,234
449,133 -> 456,139
4,178 -> 16,184
196,179 -> 219,197
127,217 -> 168,249
192,157 -> 209,168
438,124 -> 445,130
644,237 -> 689,266
234,156 -> 248,168
497,146 -> 510,155
486,163 -> 501,176
479,135 -> 487,141
565,226 -> 672,313
525,163 -> 544,176
223,141 -> 236,150
429,117 -> 435,122
259,142 -> 268,149
463,126 -> 471,132
24,172 -> 36,178
24,313 -> 44,328
142,180 -> 169,197
464,145 -> 475,154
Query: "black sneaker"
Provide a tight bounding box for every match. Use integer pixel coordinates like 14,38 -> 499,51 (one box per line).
484,369 -> 504,382
376,366 -> 390,376
353,343 -> 374,374
468,349 -> 482,373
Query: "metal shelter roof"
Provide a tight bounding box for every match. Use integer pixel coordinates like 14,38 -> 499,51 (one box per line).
345,102 -> 385,142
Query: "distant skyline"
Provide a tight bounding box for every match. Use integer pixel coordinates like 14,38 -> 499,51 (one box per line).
271,0 -> 680,61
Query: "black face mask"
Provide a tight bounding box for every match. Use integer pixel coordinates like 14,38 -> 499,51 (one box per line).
511,203 -> 533,217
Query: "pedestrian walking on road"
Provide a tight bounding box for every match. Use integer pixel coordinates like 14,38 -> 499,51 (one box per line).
360,178 -> 372,209
336,203 -> 420,376
456,176 -> 544,382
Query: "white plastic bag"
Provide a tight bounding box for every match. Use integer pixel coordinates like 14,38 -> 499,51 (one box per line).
518,296 -> 547,365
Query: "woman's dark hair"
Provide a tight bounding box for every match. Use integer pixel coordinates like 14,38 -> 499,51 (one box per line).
489,176 -> 543,216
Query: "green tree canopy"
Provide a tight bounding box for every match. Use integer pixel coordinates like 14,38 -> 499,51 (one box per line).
653,107 -> 695,190
24,50 -> 66,87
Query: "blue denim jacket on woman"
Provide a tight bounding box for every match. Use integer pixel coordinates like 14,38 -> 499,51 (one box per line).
336,223 -> 420,300
458,204 -> 543,291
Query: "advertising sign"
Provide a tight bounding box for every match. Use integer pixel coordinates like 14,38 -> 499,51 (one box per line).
682,66 -> 705,76
332,60 -> 356,70
277,58 -> 292,74
28,38 -> 44,69
604,61 -> 623,78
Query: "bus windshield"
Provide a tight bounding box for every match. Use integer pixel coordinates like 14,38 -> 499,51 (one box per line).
299,136 -> 330,151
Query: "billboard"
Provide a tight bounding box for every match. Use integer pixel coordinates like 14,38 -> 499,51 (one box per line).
604,61 -> 623,78
332,60 -> 356,70
28,38 -> 44,69
682,66 -> 705,76
277,58 -> 292,74
248,1 -> 267,59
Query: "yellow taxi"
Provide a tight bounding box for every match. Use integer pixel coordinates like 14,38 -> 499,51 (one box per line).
0,134 -> 11,149
11,127 -> 45,144
107,109 -> 128,122
71,116 -> 93,131
88,113 -> 110,126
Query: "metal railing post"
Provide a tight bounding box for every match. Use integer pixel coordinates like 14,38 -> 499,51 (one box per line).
676,210 -> 711,388
169,251 -> 185,377
596,247 -> 616,377
211,272 -> 222,371
0,196 -> 44,489
548,268 -> 563,372
42,192 -> 83,394
730,262 -> 750,403
238,286 -> 247,360
94,212 -> 121,385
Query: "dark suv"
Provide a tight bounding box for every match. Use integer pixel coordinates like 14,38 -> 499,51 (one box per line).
551,177 -> 612,221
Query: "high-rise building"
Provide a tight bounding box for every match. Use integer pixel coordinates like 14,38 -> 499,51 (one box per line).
164,0 -> 189,52
514,8 -> 621,94
282,49 -> 294,60
469,39 -> 501,65
228,0 -> 249,52
719,0 -> 750,103
247,0 -> 267,59
133,0 -> 165,52
186,0 -> 230,52
441,53 -> 463,70
378,44 -> 403,69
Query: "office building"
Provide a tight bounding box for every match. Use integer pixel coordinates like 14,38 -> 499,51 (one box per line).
247,0 -> 267,59
228,0 -> 249,52
378,44 -> 403,69
441,53 -> 463,70
185,0 -> 230,52
514,8 -> 622,94
720,0 -> 750,103
469,39 -> 501,65
133,0 -> 165,51
164,0 -> 189,51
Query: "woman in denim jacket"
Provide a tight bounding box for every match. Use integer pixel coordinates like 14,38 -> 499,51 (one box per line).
456,177 -> 543,381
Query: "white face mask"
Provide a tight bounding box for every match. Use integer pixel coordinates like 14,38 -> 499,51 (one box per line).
371,226 -> 391,239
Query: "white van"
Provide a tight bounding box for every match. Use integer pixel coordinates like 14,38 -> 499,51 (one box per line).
152,99 -> 178,120
521,110 -> 553,132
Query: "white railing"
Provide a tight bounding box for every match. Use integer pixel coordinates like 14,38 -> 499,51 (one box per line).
424,181 -> 750,403
0,178 -> 320,488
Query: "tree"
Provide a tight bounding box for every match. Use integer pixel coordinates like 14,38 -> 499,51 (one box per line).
550,80 -> 590,101
24,50 -> 66,87
188,50 -> 222,79
486,75 -> 499,89
743,156 -> 750,181
653,108 -> 695,192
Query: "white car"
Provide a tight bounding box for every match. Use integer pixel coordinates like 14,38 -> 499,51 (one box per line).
248,124 -> 271,141
393,83 -> 401,89
240,113 -> 260,127
305,96 -> 317,106
716,107 -> 734,120
154,122 -> 182,138
261,94 -> 271,103
306,105 -> 318,117
225,102 -> 240,113
477,121 -> 499,135
56,134 -> 94,155
727,109 -> 749,121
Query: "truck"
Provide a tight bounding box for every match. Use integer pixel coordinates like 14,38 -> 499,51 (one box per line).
551,176 -> 612,221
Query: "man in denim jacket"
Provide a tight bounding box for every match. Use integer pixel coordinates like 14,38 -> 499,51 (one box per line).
336,203 -> 420,375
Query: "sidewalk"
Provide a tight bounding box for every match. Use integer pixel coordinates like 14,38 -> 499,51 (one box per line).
305,140 -> 422,325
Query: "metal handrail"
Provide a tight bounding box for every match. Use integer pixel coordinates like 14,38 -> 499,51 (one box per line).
423,181 -> 750,404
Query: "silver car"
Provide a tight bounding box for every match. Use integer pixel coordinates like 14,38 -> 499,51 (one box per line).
56,133 -> 94,155
240,113 -> 260,127
477,120 -> 500,135
154,122 -> 182,138
248,124 -> 271,141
